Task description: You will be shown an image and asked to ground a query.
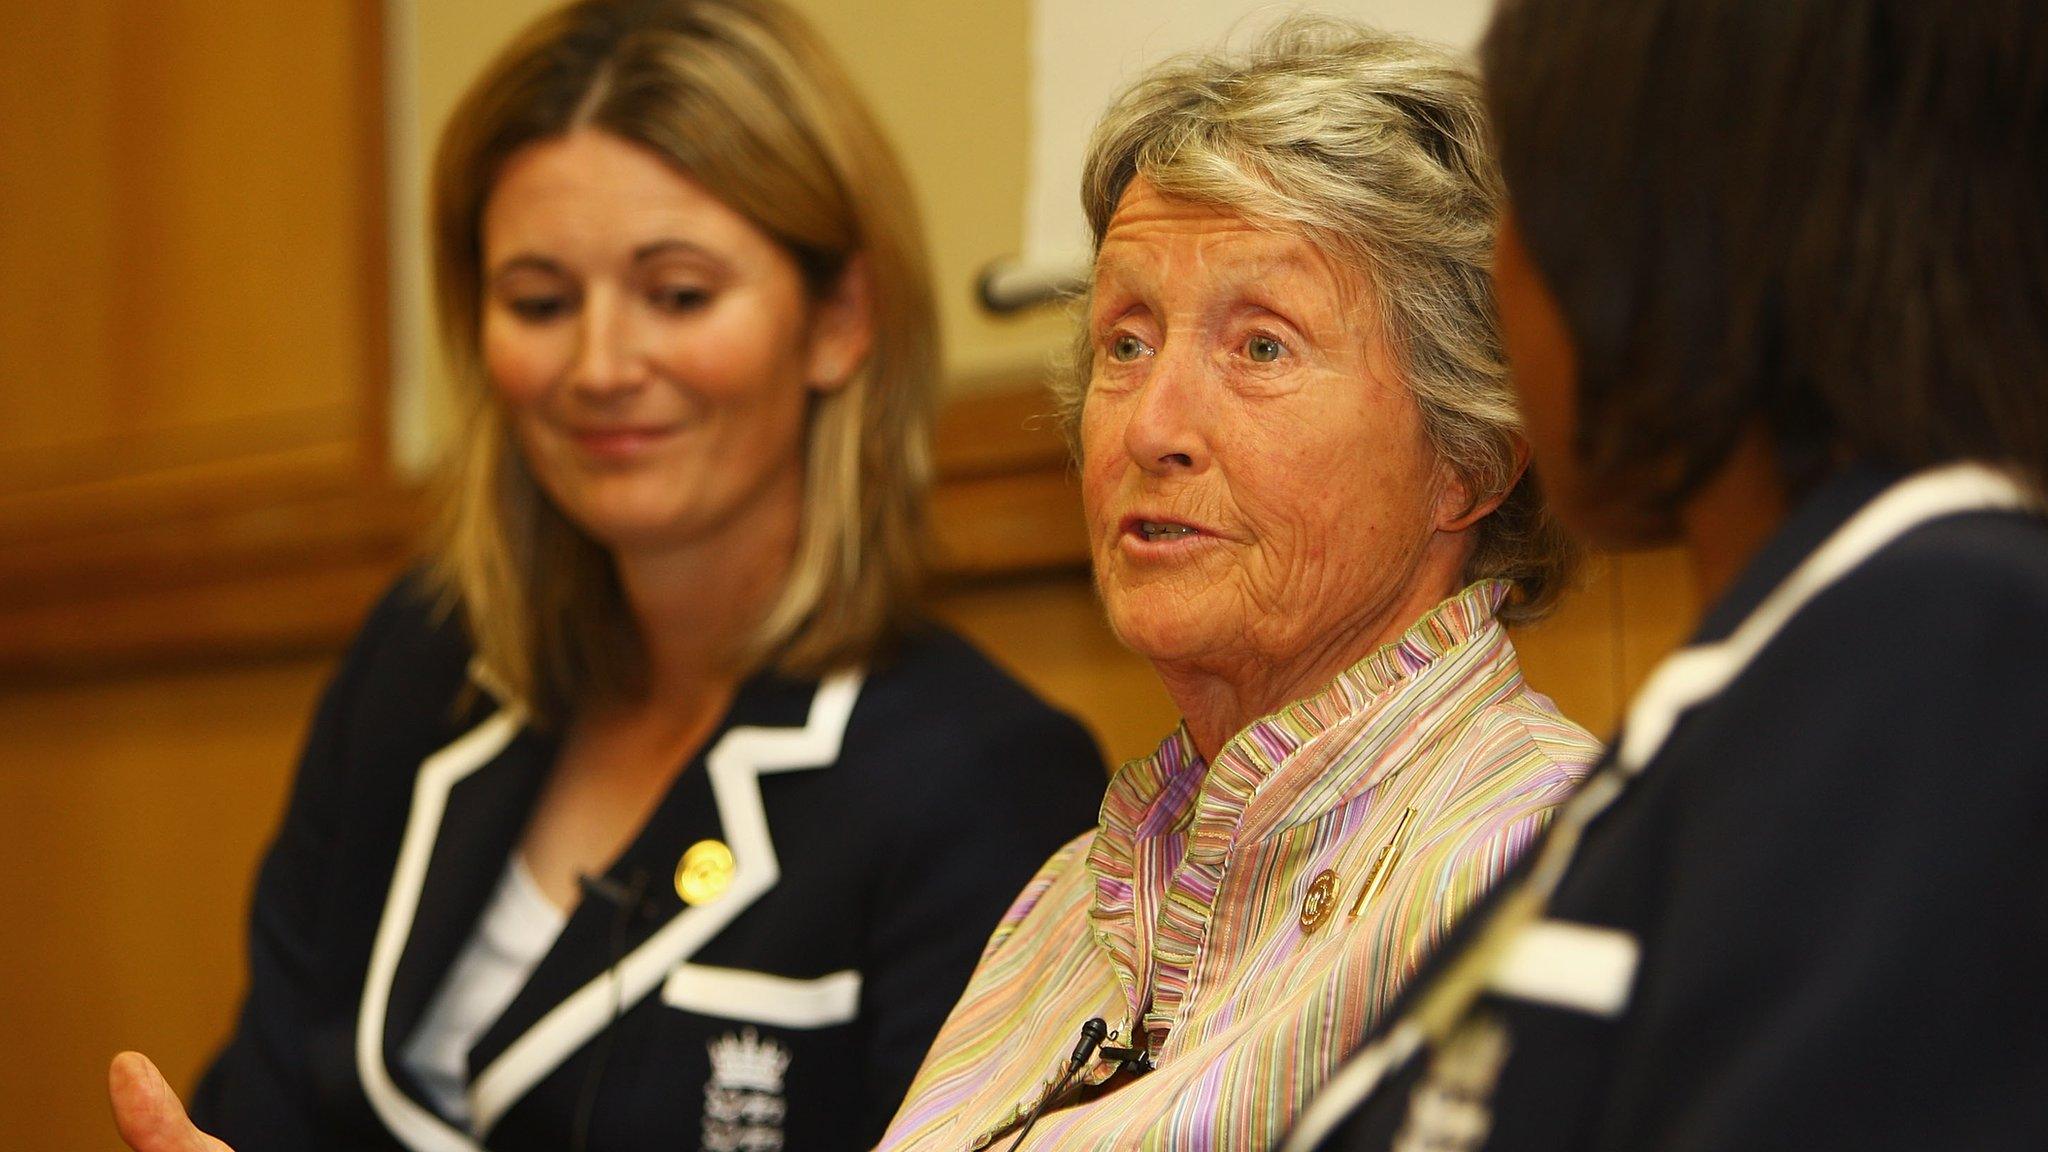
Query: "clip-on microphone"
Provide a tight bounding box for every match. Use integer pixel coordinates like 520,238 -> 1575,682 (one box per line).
1003,1017 -> 1108,1151
1099,1033 -> 1156,1075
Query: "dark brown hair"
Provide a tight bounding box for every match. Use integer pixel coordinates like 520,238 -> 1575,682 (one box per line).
1482,0 -> 2048,520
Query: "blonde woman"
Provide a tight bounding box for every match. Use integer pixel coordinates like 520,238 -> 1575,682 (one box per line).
106,3 -> 1102,1150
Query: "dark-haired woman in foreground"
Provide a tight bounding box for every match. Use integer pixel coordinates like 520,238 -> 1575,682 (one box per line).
1289,1 -> 2048,1149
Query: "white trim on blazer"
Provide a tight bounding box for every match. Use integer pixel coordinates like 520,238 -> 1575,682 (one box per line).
661,964 -> 862,1029
1488,920 -> 1638,1019
354,671 -> 865,1150
357,708 -> 524,1152
1279,462 -> 2035,1152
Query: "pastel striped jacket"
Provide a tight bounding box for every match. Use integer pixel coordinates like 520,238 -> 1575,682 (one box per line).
873,581 -> 1598,1152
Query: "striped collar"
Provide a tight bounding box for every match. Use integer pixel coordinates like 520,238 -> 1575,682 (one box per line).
1088,580 -> 1513,1050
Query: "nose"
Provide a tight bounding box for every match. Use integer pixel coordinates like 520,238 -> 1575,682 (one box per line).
566,289 -> 650,400
1122,344 -> 1208,476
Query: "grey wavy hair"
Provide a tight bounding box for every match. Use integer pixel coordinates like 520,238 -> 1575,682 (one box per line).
1061,17 -> 1578,622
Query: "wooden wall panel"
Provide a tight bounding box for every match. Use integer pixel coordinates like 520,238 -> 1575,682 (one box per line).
1509,555 -> 1625,737
1617,548 -> 1701,695
0,2 -> 385,1145
102,3 -> 376,445
0,0 -> 120,458
0,0 -> 393,682
0,658 -> 330,1152
932,578 -> 1177,768
0,0 -> 383,495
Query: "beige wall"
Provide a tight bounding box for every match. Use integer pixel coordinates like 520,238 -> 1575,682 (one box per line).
789,0 -> 1074,381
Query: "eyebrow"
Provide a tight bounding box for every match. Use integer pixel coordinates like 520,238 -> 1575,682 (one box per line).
487,239 -> 727,281
630,238 -> 719,263
489,254 -> 565,280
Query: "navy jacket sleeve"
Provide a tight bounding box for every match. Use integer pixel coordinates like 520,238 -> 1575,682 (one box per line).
187,581 -> 426,1149
850,669 -> 1105,1136
1597,524 -> 2048,1150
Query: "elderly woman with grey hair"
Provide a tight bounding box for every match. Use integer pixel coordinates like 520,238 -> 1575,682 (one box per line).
875,20 -> 1598,1152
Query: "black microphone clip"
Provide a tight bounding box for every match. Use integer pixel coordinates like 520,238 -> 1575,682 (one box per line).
578,869 -> 660,921
1099,1033 -> 1155,1075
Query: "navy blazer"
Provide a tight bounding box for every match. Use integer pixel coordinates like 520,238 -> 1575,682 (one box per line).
1301,469 -> 2048,1152
190,578 -> 1106,1152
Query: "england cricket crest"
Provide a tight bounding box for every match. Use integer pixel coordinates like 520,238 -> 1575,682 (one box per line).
1392,1013 -> 1510,1152
702,1027 -> 790,1152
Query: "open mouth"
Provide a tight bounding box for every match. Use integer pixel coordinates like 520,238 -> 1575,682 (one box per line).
1119,513 -> 1211,549
1136,520 -> 1198,542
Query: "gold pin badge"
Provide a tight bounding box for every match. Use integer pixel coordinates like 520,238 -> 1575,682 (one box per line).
1348,806 -> 1419,921
1300,869 -> 1340,934
676,839 -> 735,906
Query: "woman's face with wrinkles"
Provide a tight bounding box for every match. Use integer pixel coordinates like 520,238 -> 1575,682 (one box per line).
1080,178 -> 1478,700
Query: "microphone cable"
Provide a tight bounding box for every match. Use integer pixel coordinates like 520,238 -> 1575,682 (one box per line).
570,867 -> 653,1152
1003,1017 -> 1108,1152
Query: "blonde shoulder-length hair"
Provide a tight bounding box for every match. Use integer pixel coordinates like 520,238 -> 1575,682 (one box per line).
425,0 -> 937,722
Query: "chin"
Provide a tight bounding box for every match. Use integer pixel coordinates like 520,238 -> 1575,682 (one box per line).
554,504 -> 696,553
1100,586 -> 1218,668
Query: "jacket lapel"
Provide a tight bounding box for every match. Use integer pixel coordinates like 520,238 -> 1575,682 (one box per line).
458,756 -> 716,1073
463,669 -> 865,1138
356,700 -> 543,1152
384,727 -> 556,1063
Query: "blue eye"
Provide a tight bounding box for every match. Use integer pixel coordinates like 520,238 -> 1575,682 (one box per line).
1109,333 -> 1152,362
1245,335 -> 1285,363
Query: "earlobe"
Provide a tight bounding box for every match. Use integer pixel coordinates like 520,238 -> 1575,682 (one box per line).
1436,438 -> 1531,532
806,254 -> 875,394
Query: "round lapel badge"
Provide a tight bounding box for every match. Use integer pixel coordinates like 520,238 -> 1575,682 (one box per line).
1300,869 -> 1339,934
676,839 -> 736,906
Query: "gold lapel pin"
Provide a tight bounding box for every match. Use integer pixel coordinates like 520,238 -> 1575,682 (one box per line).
1348,806 -> 1419,920
1300,869 -> 1340,934
676,839 -> 736,906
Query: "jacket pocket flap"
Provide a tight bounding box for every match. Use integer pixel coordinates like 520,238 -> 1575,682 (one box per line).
1488,920 -> 1638,1018
661,963 -> 862,1029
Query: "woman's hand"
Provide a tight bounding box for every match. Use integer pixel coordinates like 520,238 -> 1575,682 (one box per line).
107,1052 -> 234,1152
